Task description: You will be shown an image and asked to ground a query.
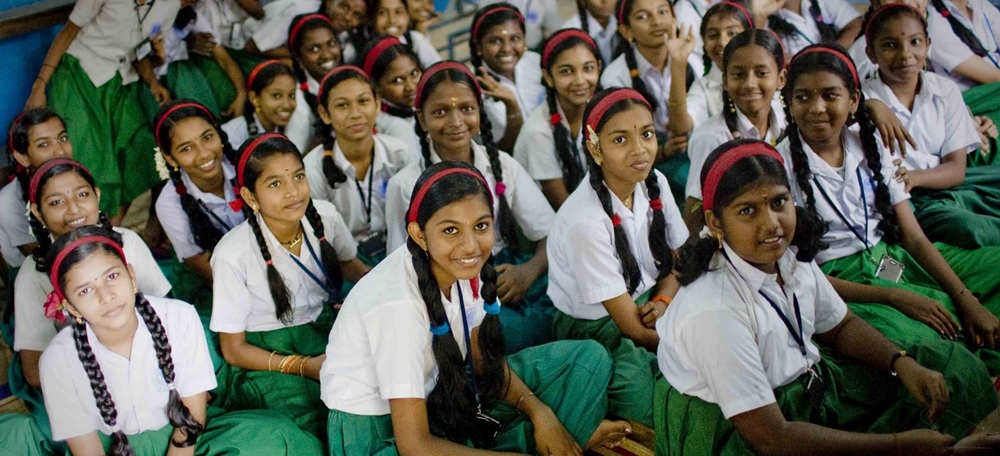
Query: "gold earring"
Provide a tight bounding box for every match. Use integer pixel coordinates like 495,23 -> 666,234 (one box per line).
76,316 -> 83,324
779,93 -> 786,109
716,233 -> 723,250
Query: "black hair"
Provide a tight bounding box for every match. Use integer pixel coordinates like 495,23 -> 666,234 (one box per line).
28,161 -> 112,272
7,108 -> 67,205
720,29 -> 786,136
617,0 -> 695,113
782,44 -> 901,244
700,1 -> 754,76
414,64 -> 519,248
173,5 -> 197,30
359,37 -> 421,118
48,226 -> 205,456
541,32 -> 601,191
470,3 -> 526,78
244,62 -> 296,136
584,88 -> 674,294
768,0 -> 837,44
676,139 -> 828,285
288,13 -> 340,114
863,4 -> 929,49
315,67 -> 377,190
154,100 -> 238,254
364,0 -> 420,57
404,161 -> 507,446
930,0 -> 988,57
237,134 -> 345,323
318,0 -> 370,52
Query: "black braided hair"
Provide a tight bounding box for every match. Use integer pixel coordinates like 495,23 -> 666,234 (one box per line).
470,3 -> 526,79
930,0 -> 988,57
577,0 -> 591,35
359,37 -> 421,116
288,13 -> 340,114
863,4 -> 929,51
303,199 -> 345,291
699,1 -> 754,76
244,62 -> 296,136
154,100 -> 237,254
71,319 -> 133,456
721,29 -> 787,136
584,88 -> 675,294
616,0 -> 685,113
768,0 -> 837,43
316,66 -> 377,189
783,44 -> 901,243
405,161 -> 507,446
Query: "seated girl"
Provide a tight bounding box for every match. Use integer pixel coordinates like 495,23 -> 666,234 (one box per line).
562,0 -> 620,65
760,0 -> 862,56
288,13 -> 343,143
685,1 -> 754,127
221,60 -> 312,151
480,0 -> 562,49
367,0 -> 442,69
360,36 -> 424,157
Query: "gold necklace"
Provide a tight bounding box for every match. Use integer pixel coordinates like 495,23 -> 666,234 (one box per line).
280,227 -> 303,249
622,193 -> 633,210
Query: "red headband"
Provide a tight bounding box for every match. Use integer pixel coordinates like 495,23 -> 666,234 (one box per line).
364,37 -> 403,77
721,1 -> 754,28
472,6 -> 524,40
408,168 -> 492,223
247,60 -> 285,91
702,142 -> 784,211
48,235 -> 127,307
792,46 -> 858,87
7,112 -> 23,153
542,29 -> 598,68
864,3 -> 924,41
584,89 -> 651,141
618,0 -> 628,25
155,102 -> 215,152
317,65 -> 368,103
236,133 -> 286,188
29,158 -> 91,204
414,61 -> 481,109
289,14 -> 331,48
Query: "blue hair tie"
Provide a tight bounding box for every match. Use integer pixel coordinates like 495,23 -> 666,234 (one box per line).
483,301 -> 500,315
430,322 -> 451,336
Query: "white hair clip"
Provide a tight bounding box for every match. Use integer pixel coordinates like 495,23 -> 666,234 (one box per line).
153,148 -> 170,181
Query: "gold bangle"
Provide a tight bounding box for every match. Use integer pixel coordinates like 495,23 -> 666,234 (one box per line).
267,351 -> 277,372
298,356 -> 309,377
278,355 -> 296,374
514,392 -> 535,414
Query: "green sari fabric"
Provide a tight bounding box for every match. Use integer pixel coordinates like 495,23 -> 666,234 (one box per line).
910,165 -> 1000,248
0,413 -> 58,456
494,248 -> 555,355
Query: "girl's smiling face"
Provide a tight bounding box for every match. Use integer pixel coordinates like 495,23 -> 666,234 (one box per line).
544,44 -> 601,109
163,117 -> 225,184
251,74 -> 298,129
867,14 -> 928,87
478,19 -> 526,76
378,54 -> 422,108
725,44 -> 785,117
707,181 -> 795,273
790,71 -> 859,145
13,118 -> 73,170
319,77 -> 380,143
587,103 -> 657,191
326,0 -> 367,31
298,27 -> 341,81
31,171 -> 101,238
704,14 -> 746,71
621,0 -> 675,49
410,194 -> 495,287
374,0 -> 411,37
241,153 -> 311,226
417,80 -> 481,155
61,250 -> 137,334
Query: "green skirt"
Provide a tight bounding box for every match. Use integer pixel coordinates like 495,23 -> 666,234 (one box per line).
552,308 -> 656,427
327,339 -> 614,455
216,307 -> 335,441
963,81 -> 1000,165
495,248 -> 555,355
0,413 -> 58,456
654,154 -> 690,209
821,241 -> 1000,374
140,60 -> 223,121
910,165 -> 1000,248
7,355 -> 66,454
653,338 -> 998,455
47,54 -> 159,213
88,406 -> 323,455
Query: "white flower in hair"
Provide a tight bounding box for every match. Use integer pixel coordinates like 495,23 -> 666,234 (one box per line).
153,147 -> 171,181
698,225 -> 713,239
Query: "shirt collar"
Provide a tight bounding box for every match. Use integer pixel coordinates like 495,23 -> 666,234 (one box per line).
798,127 -> 865,181
332,139 -> 389,180
429,142 -> 493,174
305,72 -> 320,96
606,179 -> 651,222
586,12 -> 617,36
734,102 -> 785,143
180,160 -> 238,204
721,241 -> 799,293
632,45 -> 672,79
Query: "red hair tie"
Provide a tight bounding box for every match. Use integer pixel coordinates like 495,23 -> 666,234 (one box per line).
541,29 -> 598,68
472,6 -> 524,41
584,89 -> 650,141
791,46 -> 858,87
611,214 -> 622,227
649,198 -> 663,211
317,65 -> 368,103
236,133 -> 286,188
414,61 -> 481,109
155,102 -> 214,152
288,13 -> 331,48
46,235 -> 127,322
702,142 -> 784,212
229,197 -> 244,212
247,60 -> 284,91
363,37 -> 403,77
550,113 -> 562,126
495,182 -> 506,196
29,158 -> 91,204
941,9 -> 951,17
408,168 -> 492,223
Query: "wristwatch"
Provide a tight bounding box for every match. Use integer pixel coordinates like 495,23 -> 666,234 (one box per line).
889,350 -> 908,377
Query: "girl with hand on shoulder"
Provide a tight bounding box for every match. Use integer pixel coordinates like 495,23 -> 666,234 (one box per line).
361,36 -> 424,156
686,1 -> 754,127
656,139 -> 1000,455
367,0 -> 442,69
210,133 -> 368,440
305,66 -> 412,265
39,225 -> 322,456
479,0 -> 562,49
323,161 -> 632,456
221,60 -> 311,152
548,88 -> 689,427
513,29 -> 602,210
384,62 -> 556,354
563,0 -> 621,65
778,44 -> 1000,374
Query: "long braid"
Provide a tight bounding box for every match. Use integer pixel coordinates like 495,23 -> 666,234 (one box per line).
578,0 -> 591,34
167,166 -> 226,252
414,119 -> 433,169
644,172 -> 673,280
624,44 -> 659,113
303,200 -> 345,295
702,52 -> 714,76
478,112 -> 519,248
855,95 -> 901,243
28,212 -> 52,272
546,87 -> 585,191
807,0 -> 838,43
247,213 -> 293,323
784,121 -> 820,214
589,162 -> 641,293
72,321 -> 133,456
930,0 -> 988,57
474,255 -> 507,405
721,91 -> 740,137
320,132 -> 348,188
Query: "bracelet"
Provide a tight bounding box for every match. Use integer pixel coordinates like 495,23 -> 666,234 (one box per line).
514,392 -> 535,414
650,295 -> 673,306
298,356 -> 310,377
889,350 -> 907,377
953,288 -> 970,299
267,351 -> 277,372
278,355 -> 297,374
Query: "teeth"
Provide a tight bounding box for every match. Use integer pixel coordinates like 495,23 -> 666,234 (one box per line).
320,61 -> 336,70
457,257 -> 478,265
199,159 -> 215,169
68,217 -> 86,227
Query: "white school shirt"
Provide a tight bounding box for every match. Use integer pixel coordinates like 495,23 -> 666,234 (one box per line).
479,0 -> 561,49
210,200 -> 357,333
400,31 -> 442,69
656,244 -> 847,418
304,135 -> 413,240
191,0 -> 249,50
482,52 -> 547,141
375,111 -> 421,161
686,100 -> 787,200
770,0 -> 861,57
154,160 -> 245,261
221,110 -> 311,154
384,142 -> 554,253
547,170 -> 689,320
562,11 -> 620,65
320,247 -> 489,415
243,0 -> 321,52
39,297 -> 216,440
674,0 -> 714,78
863,71 -> 980,171
850,37 -> 877,81
927,0 -> 1000,90
13,227 -> 172,352
0,182 -> 32,268
775,127 -> 910,264
601,47 -> 679,135
686,64 -> 723,128
513,100 -> 587,183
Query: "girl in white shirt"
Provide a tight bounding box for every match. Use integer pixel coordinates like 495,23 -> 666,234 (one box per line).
685,1 -> 753,127
656,138 -> 999,455
763,0 -> 862,56
780,44 -> 1000,374
305,66 -> 413,264
480,0 -> 562,49
513,29 -> 602,209
564,0 -> 621,65
471,4 -> 547,152
323,161 -> 632,455
361,36 -> 424,156
39,226 -> 322,455
367,0 -> 443,69
927,0 -> 1000,88
221,60 -> 311,151
288,13 -> 342,128
548,88 -> 689,427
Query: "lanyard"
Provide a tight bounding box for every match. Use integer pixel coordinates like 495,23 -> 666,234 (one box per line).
456,286 -> 483,405
197,199 -> 235,231
288,229 -> 342,303
983,15 -> 1000,68
134,0 -> 155,30
812,166 -> 871,253
352,148 -> 376,225
690,0 -> 703,19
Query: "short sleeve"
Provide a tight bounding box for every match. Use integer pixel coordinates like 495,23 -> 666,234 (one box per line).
940,81 -> 981,155
655,172 -> 690,249
305,147 -> 332,203
384,172 -> 411,253
483,97 -> 508,140
40,345 -> 95,440
502,155 -> 555,242
13,266 -> 58,351
600,56 -> 631,89
68,0 -> 105,27
686,79 -> 713,128
0,190 -> 34,248
513,108 -> 563,182
810,262 -> 848,333
879,148 -> 911,205
171,303 -> 218,398
323,205 -> 359,261
928,14 -> 977,72
155,188 -> 204,261
564,222 -> 629,303
411,32 -> 442,68
209,250 -> 253,333
365,303 -> 431,400
685,124 -> 727,200
821,0 -> 861,29
121,230 -> 172,297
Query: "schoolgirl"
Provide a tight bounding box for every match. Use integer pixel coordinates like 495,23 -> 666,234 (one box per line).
25,0 -> 180,218
548,88 -> 689,427
654,139 -> 999,455
304,66 -> 412,265
849,0 -> 935,80
471,3 -> 547,152
685,1 -> 753,127
512,29 -> 602,209
241,0 -> 364,63
38,226 -> 323,455
480,0 -> 562,49
288,13 -> 342,121
367,0 -> 442,69
925,0 -> 1000,89
407,0 -> 438,34
384,61 -> 555,354
322,161 -> 632,455
221,60 -> 311,152
684,29 -> 787,233
361,36 -> 424,155
672,0 -> 722,78
210,133 -> 368,439
763,0 -> 862,56
562,0 -> 621,65
778,44 -> 1000,374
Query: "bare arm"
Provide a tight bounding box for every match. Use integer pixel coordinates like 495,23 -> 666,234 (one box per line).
26,22 -> 81,108
496,238 -> 548,305
165,392 -> 209,456
952,56 -> 1000,84
218,331 -> 325,379
834,18 -> 862,50
134,57 -> 171,104
602,292 -> 660,350
65,431 -> 105,456
539,179 -> 571,210
211,46 -> 247,118
824,274 -> 894,305
182,253 -> 214,283
232,0 -> 264,19
20,350 -> 42,389
896,202 -> 967,298
17,242 -> 38,257
341,258 -> 371,284
682,197 -> 705,238
909,150 -> 967,191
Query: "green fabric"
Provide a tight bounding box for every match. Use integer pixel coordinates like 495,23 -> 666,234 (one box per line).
140,60 -> 224,122
47,54 -> 159,213
216,306 -> 335,440
910,165 -> 1000,248
494,248 -> 554,355
0,413 -> 58,456
553,309 -> 656,427
820,241 -> 1000,374
654,154 -> 690,209
653,339 -> 998,456
327,339 -> 614,455
963,81 -> 1000,146
7,354 -> 65,454
89,406 -> 323,455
